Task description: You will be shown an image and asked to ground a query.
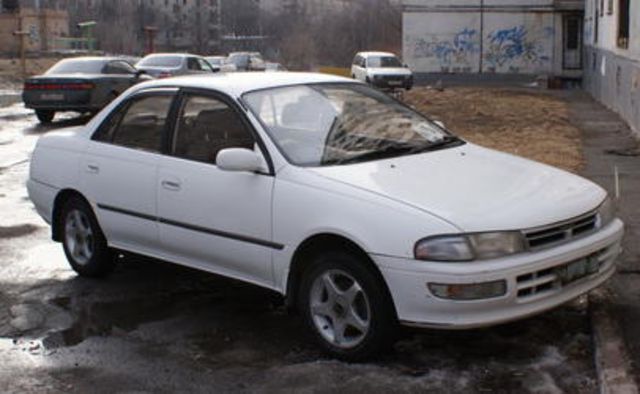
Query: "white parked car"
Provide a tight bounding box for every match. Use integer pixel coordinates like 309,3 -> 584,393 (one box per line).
28,73 -> 623,360
351,51 -> 413,90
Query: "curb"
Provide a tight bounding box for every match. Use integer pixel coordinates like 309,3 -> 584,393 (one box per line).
590,289 -> 639,394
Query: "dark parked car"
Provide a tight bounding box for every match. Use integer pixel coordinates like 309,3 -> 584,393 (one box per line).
135,53 -> 216,78
226,52 -> 266,71
23,57 -> 149,123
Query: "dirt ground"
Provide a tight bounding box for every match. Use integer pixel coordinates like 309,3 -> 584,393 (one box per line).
405,87 -> 584,173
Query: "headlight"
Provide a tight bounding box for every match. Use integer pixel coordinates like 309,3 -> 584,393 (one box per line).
415,232 -> 525,262
414,235 -> 473,262
597,196 -> 614,228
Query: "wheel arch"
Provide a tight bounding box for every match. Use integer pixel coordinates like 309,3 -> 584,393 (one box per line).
51,189 -> 91,242
285,233 -> 397,318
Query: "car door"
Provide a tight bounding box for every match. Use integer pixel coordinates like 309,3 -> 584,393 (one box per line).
82,88 -> 177,254
351,55 -> 362,79
100,60 -> 139,104
354,56 -> 367,81
156,89 -> 276,286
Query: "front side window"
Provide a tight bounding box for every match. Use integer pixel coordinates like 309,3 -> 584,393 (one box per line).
187,58 -> 202,71
244,84 -> 461,167
173,94 -> 255,164
197,58 -> 214,72
95,94 -> 173,152
103,60 -> 136,75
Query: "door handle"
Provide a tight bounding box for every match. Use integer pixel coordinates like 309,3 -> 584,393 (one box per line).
161,180 -> 181,191
86,164 -> 100,174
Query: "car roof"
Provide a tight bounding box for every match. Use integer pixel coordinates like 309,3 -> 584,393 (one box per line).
357,51 -> 398,58
134,72 -> 358,97
141,53 -> 201,59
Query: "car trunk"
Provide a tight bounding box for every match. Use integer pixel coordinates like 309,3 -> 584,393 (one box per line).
22,75 -> 96,107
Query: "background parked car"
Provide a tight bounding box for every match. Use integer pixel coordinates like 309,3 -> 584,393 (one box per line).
265,62 -> 287,72
22,56 -> 150,124
205,56 -> 237,73
351,51 -> 413,91
226,52 -> 266,71
136,53 -> 216,78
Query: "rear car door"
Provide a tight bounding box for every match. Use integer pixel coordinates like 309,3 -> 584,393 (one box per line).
82,88 -> 177,254
156,89 -> 276,286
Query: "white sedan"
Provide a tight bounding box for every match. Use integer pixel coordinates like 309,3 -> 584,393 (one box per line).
27,72 -> 624,360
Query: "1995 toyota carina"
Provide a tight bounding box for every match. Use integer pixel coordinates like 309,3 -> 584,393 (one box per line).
27,72 -> 624,359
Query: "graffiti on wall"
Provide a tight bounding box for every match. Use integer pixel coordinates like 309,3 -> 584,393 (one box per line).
413,28 -> 479,71
484,26 -> 552,71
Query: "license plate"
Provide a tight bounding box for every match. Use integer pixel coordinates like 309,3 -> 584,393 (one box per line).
388,81 -> 402,86
40,93 -> 64,101
556,255 -> 600,284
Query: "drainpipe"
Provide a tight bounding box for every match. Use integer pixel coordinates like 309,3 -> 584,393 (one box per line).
479,0 -> 484,74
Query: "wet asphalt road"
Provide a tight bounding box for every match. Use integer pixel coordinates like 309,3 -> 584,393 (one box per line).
0,102 -> 599,393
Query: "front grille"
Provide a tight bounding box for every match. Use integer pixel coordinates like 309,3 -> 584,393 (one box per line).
516,247 -> 609,300
524,212 -> 598,250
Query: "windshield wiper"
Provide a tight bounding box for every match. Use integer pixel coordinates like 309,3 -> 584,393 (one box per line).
410,135 -> 463,153
323,136 -> 463,166
326,143 -> 418,165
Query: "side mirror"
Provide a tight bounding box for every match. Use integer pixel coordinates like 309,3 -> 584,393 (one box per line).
216,148 -> 263,173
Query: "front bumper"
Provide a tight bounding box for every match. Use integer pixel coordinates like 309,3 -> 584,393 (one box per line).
371,76 -> 413,90
375,218 -> 624,329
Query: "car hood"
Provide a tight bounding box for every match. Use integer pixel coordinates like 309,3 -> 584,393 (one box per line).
309,144 -> 606,232
367,67 -> 412,76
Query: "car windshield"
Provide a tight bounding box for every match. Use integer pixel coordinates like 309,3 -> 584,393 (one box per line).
367,56 -> 402,68
137,55 -> 183,68
46,59 -> 106,74
244,83 -> 462,167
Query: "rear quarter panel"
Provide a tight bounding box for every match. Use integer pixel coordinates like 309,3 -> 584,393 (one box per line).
29,128 -> 88,222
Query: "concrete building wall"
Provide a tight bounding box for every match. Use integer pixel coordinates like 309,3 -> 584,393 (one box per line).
583,0 -> 640,135
0,7 -> 69,54
403,0 -> 583,77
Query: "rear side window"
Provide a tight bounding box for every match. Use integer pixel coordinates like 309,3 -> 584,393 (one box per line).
173,94 -> 255,164
94,94 -> 174,153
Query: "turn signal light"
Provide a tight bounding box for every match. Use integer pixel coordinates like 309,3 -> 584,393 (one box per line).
428,280 -> 507,300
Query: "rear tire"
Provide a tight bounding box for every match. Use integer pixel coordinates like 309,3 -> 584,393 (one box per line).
61,196 -> 115,278
35,110 -> 54,124
298,250 -> 397,361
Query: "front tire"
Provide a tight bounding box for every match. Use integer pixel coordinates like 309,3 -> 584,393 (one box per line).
61,196 -> 115,278
35,110 -> 55,124
298,251 -> 397,360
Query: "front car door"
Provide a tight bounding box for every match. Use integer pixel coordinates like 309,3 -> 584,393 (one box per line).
156,89 -> 276,287
82,88 -> 177,254
100,60 -> 139,105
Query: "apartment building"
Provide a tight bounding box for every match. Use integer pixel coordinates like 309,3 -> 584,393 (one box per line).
583,0 -> 638,134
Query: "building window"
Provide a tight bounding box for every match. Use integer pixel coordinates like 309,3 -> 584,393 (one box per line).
618,0 -> 630,49
607,0 -> 614,14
